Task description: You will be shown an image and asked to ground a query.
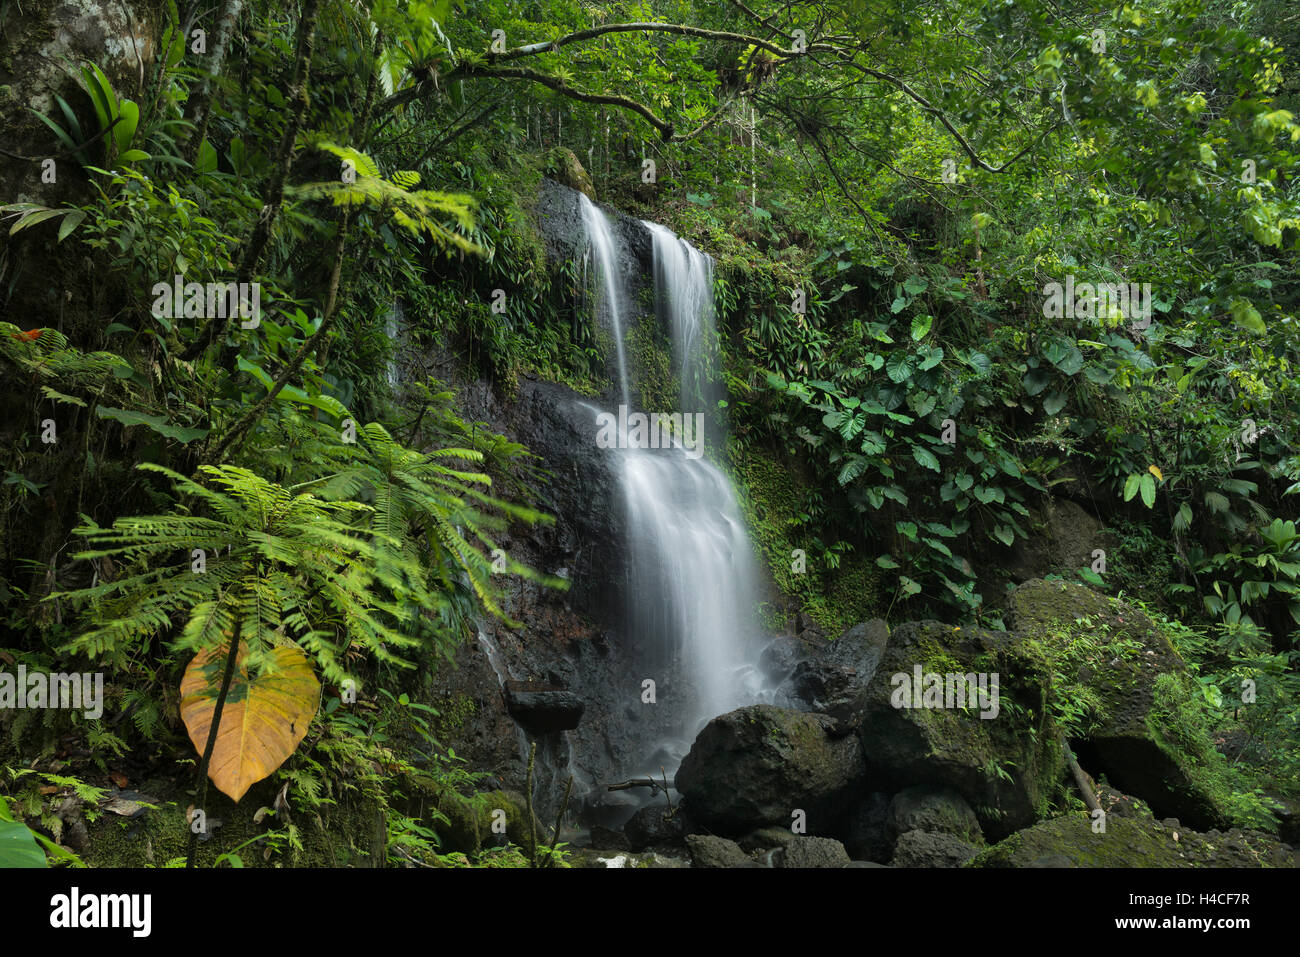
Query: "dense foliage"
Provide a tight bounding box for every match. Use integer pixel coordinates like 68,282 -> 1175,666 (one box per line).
1,0 -> 1298,864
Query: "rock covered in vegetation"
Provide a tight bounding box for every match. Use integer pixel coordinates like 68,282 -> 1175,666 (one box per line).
676,704 -> 865,834
971,808 -> 1293,868
434,789 -> 540,854
854,619 -> 1061,839
1006,579 -> 1231,830
546,147 -> 597,199
1006,500 -> 1106,583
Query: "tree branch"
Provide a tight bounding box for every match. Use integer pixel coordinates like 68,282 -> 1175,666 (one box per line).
485,21 -> 835,64
451,63 -> 675,140
833,55 -> 1055,173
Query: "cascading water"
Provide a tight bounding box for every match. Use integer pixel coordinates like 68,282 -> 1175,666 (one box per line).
384,301 -> 403,387
578,199 -> 769,785
644,222 -> 722,421
579,194 -> 631,403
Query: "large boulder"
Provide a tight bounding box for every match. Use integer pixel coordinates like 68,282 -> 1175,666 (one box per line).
433,789 -> 540,854
546,147 -> 596,199
971,809 -> 1293,868
676,704 -> 866,834
1006,500 -> 1106,583
503,683 -> 584,732
779,619 -> 890,724
854,619 -> 1062,840
1006,579 -> 1231,830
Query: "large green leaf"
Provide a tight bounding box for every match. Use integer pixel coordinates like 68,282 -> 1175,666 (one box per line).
96,406 -> 209,443
885,352 -> 914,383
0,820 -> 48,868
1139,472 -> 1157,508
913,446 -> 941,471
1042,338 -> 1084,375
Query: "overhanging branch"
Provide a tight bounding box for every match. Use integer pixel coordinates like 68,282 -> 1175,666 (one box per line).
452,63 -> 675,140
487,21 -> 838,63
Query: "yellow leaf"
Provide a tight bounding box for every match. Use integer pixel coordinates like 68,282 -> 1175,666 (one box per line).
1148,465 -> 1164,481
180,642 -> 320,802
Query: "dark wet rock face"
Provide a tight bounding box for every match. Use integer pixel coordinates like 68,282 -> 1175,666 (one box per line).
623,804 -> 691,851
844,792 -> 893,863
503,683 -> 584,733
675,704 -> 865,835
778,619 -> 889,725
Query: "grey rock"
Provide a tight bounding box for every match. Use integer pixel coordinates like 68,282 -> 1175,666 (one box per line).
773,836 -> 852,868
676,704 -> 866,834
888,785 -> 983,845
685,834 -> 756,868
624,804 -> 690,851
890,829 -> 980,868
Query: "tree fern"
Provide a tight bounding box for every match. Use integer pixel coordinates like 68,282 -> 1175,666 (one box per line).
290,142 -> 482,254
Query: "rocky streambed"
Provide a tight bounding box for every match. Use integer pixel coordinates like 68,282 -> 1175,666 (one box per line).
558,579 -> 1296,867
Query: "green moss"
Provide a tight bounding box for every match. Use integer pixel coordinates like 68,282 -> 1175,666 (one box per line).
430,787 -> 538,854
627,315 -> 675,413
969,813 -> 1186,868
429,694 -> 476,748
82,785 -> 384,868
730,440 -> 886,632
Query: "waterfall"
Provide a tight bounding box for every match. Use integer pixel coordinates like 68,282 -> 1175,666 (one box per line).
644,222 -> 721,419
384,301 -> 402,387
578,194 -> 631,403
577,199 -> 767,782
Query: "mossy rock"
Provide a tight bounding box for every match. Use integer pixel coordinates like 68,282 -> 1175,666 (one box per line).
81,774 -> 385,868
432,788 -> 541,855
1006,579 -> 1231,830
856,620 -> 1063,840
545,147 -> 596,200
971,807 -> 1293,868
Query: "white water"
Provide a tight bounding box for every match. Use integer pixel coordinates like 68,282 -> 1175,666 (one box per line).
579,194 -> 631,403
385,301 -> 402,387
644,222 -> 721,418
579,202 -> 766,775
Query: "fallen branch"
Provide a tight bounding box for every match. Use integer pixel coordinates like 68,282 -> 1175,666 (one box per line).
1062,737 -> 1101,814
